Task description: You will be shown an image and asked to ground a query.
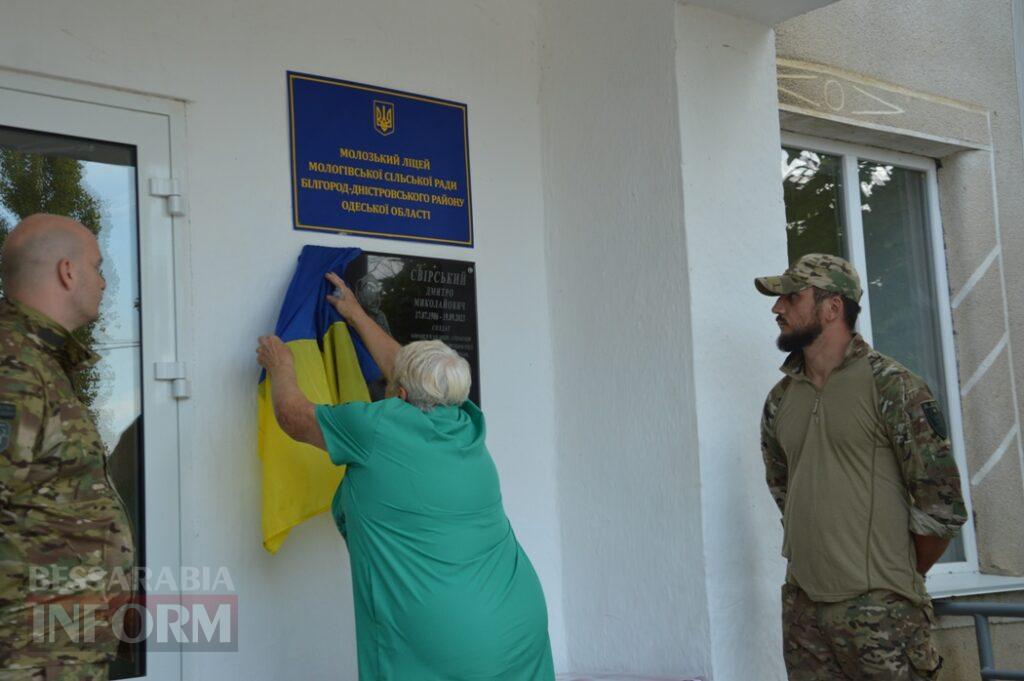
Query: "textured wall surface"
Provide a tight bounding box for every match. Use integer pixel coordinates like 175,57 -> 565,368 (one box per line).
934,591 -> 1024,679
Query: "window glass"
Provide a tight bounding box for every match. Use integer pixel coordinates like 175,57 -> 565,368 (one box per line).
782,147 -> 846,262
0,125 -> 144,678
859,161 -> 947,410
858,159 -> 964,563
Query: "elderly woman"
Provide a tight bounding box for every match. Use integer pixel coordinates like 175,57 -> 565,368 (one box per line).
256,272 -> 554,681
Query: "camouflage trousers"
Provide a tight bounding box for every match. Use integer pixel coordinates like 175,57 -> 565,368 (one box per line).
782,584 -> 943,680
0,665 -> 107,681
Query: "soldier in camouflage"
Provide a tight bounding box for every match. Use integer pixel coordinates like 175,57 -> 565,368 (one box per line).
0,215 -> 134,681
756,253 -> 967,681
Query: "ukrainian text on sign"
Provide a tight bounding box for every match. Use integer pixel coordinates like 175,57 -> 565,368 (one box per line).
288,72 -> 473,246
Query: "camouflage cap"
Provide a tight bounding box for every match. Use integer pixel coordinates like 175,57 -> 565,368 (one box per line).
754,253 -> 862,302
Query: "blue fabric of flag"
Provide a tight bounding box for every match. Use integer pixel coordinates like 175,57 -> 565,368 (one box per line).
272,245 -> 382,384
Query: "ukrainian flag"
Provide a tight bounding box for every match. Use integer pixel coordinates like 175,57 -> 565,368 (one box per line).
258,246 -> 381,553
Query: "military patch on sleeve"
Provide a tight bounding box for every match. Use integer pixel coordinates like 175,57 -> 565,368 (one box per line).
0,403 -> 15,420
921,400 -> 948,440
0,421 -> 9,453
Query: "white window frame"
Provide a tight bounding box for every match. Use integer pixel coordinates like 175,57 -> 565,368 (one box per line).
782,132 -> 980,581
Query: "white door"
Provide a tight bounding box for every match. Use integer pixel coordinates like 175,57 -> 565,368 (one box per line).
0,72 -> 186,681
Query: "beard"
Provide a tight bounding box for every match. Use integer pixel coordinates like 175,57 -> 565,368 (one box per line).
776,319 -> 823,353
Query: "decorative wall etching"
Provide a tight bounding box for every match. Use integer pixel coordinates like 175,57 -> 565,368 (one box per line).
777,59 -> 990,150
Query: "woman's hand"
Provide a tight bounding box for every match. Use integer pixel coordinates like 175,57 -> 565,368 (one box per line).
257,335 -> 324,449
325,272 -> 364,321
256,335 -> 294,373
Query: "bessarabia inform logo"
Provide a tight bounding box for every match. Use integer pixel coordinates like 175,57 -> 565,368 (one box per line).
26,566 -> 238,652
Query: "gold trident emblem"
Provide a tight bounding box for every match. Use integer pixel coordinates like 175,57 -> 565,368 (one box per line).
373,100 -> 394,136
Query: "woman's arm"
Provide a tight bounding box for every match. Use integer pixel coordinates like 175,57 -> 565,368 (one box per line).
325,271 -> 401,382
257,335 -> 326,450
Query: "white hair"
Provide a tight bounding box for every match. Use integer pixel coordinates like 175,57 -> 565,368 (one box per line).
392,340 -> 472,411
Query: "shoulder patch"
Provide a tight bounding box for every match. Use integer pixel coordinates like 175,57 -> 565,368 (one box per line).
921,400 -> 948,440
0,421 -> 9,452
0,402 -> 14,420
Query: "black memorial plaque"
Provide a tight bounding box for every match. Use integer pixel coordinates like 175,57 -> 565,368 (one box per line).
345,252 -> 480,405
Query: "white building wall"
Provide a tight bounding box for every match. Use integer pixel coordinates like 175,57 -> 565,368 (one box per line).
0,1 -> 566,678
538,0 -> 712,676
675,5 -> 790,681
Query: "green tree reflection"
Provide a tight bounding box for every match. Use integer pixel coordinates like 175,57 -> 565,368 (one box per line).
0,149 -> 104,409
782,148 -> 846,263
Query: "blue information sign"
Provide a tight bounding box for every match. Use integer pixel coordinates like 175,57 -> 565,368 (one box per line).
288,72 -> 473,246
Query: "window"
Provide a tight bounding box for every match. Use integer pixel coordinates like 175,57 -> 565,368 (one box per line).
781,134 -> 977,571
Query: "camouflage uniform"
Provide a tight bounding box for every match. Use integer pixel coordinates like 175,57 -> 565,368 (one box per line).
781,585 -> 942,681
0,298 -> 134,678
754,252 -> 865,302
755,255 -> 966,681
0,664 -> 107,680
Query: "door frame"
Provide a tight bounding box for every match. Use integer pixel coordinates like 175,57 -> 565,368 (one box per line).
0,69 -> 192,680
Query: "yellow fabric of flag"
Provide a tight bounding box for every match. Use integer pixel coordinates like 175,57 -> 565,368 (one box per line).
258,324 -> 370,553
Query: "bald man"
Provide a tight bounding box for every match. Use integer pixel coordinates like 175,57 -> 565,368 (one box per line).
0,214 -> 134,681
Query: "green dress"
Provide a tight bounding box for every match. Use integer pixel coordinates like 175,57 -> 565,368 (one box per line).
315,398 -> 555,681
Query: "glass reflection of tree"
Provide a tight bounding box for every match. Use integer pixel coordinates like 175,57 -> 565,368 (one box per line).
859,161 -> 942,401
782,148 -> 846,263
371,257 -> 434,344
355,258 -> 405,338
0,150 -> 105,411
859,162 -> 894,299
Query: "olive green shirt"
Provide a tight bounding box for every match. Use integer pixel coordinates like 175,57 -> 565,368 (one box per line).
761,335 -> 966,604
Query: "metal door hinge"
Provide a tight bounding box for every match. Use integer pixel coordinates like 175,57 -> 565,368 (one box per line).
149,178 -> 186,217
154,361 -> 190,399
